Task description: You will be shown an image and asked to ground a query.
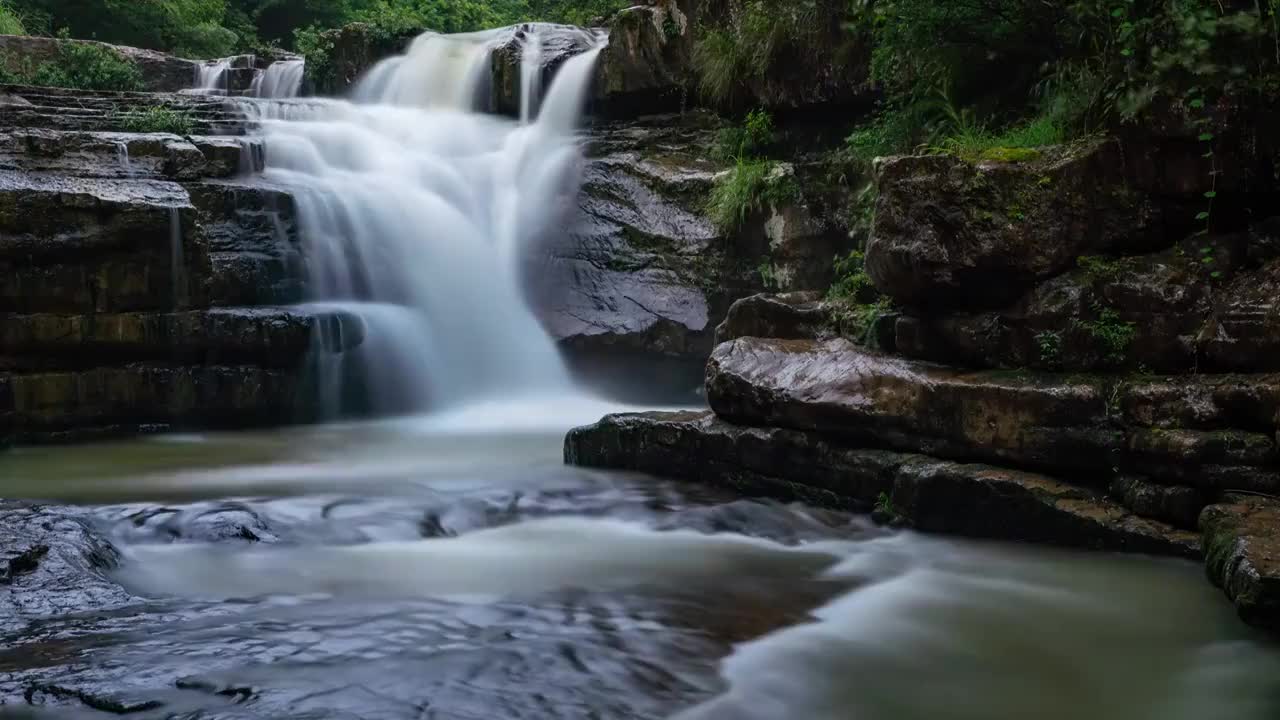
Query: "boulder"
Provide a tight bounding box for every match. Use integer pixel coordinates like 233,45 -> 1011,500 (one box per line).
1201,495 -> 1280,631
865,141 -> 1161,309
565,410 -> 1198,556
594,1 -> 696,115
714,291 -> 828,345
489,23 -> 603,117
706,337 -> 1280,491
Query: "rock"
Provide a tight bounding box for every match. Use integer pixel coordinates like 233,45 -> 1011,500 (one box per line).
565,410 -> 1198,556
0,307 -> 364,371
594,1 -> 696,115
706,336 -> 1280,491
866,141 -> 1161,309
714,291 -> 828,345
535,114 -> 749,396
489,24 -> 603,117
0,364 -> 318,443
0,503 -> 133,635
1201,495 -> 1280,631
1109,475 -> 1207,529
298,23 -> 418,96
891,228 -> 1280,373
0,35 -> 198,92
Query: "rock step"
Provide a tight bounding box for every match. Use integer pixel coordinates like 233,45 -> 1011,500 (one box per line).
0,363 -> 318,444
708,337 -> 1280,496
565,411 -> 1199,558
0,129 -> 246,181
1201,494 -> 1280,631
0,306 -> 364,371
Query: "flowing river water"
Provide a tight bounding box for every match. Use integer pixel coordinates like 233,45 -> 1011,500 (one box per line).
3,26 -> 1280,720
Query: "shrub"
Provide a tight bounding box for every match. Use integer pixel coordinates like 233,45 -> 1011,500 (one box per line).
707,158 -> 797,231
0,1 -> 24,35
28,39 -> 144,92
117,106 -> 196,135
714,108 -> 775,160
827,249 -> 874,302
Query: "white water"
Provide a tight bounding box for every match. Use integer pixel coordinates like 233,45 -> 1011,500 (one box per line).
194,56 -> 243,95
252,59 -> 306,99
241,30 -> 606,417
520,30 -> 543,123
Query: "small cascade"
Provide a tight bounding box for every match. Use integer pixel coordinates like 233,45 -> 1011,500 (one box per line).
240,28 -> 608,418
520,30 -> 543,123
195,58 -> 232,95
252,59 -> 306,99
114,140 -> 131,174
169,207 -> 185,308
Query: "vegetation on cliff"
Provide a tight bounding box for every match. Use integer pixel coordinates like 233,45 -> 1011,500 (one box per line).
1,0 -> 630,58
0,33 -> 143,90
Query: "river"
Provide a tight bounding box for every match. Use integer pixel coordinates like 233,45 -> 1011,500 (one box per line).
2,414 -> 1278,719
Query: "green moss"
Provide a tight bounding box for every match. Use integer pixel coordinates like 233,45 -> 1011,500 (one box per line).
978,147 -> 1043,163
1074,302 -> 1136,365
1076,255 -> 1124,282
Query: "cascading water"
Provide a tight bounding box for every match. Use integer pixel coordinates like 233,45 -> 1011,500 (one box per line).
520,30 -> 543,123
195,58 -> 233,94
239,29 -> 607,418
251,59 -> 306,99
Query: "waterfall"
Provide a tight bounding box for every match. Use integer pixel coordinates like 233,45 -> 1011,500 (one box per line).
195,58 -> 232,95
252,59 -> 306,99
520,30 -> 543,123
241,30 -> 607,417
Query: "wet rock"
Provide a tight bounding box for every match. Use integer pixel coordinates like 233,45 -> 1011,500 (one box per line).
714,292 -> 829,345
1109,475 -> 1206,529
0,503 -> 133,635
300,22 -> 419,96
0,307 -> 363,371
1201,495 -> 1280,631
706,337 -> 1280,491
565,411 -> 1198,557
1,364 -> 318,443
866,142 -> 1162,309
489,24 -> 603,117
0,36 -> 199,93
594,1 -> 695,115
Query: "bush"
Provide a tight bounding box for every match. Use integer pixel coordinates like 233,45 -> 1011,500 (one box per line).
707,158 -> 797,231
0,39 -> 144,91
714,108 -> 775,160
117,106 -> 196,134
0,1 -> 24,35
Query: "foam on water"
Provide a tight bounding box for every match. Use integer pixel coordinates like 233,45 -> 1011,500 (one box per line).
252,59 -> 306,99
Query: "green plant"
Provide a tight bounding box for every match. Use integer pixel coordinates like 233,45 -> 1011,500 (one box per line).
0,1 -> 25,35
827,249 -> 875,301
874,491 -> 899,519
1035,330 -> 1063,367
715,108 -> 775,160
757,260 -> 780,290
707,158 -> 797,231
20,39 -> 144,91
116,106 -> 196,135
1075,302 -> 1136,364
1077,255 -> 1124,282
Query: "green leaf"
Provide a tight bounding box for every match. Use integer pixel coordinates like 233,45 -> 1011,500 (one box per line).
1204,190 -> 1218,199
1210,271 -> 1223,279
1111,7 -> 1125,17
1189,98 -> 1205,109
1198,132 -> 1214,141
1196,211 -> 1211,221
1120,48 -> 1134,57
1202,257 -> 1215,264
1199,245 -> 1213,253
